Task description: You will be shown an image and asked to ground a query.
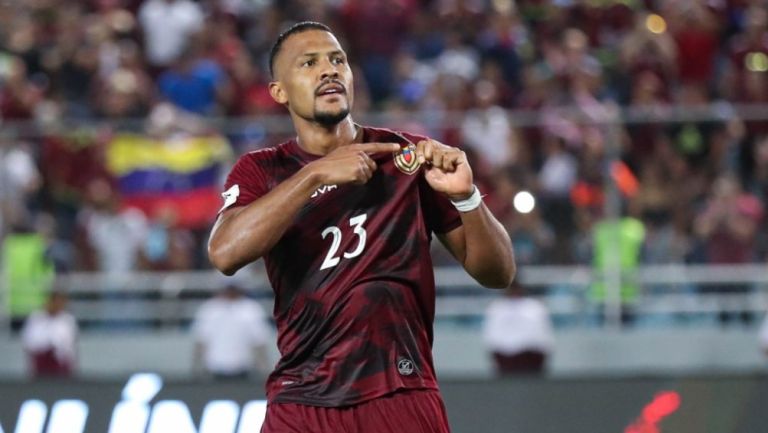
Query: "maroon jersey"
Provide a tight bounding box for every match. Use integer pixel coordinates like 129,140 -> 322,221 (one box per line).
221,126 -> 462,407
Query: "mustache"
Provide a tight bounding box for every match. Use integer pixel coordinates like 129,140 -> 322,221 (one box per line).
315,79 -> 347,95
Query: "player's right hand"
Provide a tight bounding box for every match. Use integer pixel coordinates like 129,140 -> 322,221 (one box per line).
307,142 -> 400,185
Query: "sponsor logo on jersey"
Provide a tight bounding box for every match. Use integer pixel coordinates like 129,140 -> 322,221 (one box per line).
219,184 -> 240,212
393,143 -> 420,175
311,184 -> 338,198
397,358 -> 414,376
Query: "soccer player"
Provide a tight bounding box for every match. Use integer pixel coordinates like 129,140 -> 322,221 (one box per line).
208,21 -> 515,433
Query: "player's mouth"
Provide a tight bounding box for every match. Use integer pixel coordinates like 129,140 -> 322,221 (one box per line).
316,81 -> 346,98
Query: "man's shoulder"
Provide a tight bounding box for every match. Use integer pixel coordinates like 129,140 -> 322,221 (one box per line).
239,142 -> 286,159
233,141 -> 294,168
362,125 -> 428,145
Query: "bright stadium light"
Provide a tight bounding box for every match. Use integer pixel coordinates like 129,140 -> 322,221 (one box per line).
513,191 -> 535,214
646,14 -> 666,34
746,52 -> 768,72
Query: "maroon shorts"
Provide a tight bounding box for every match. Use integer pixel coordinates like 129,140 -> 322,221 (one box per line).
261,389 -> 451,433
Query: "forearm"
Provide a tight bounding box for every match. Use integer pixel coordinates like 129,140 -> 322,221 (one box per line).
208,166 -> 322,275
458,203 -> 516,288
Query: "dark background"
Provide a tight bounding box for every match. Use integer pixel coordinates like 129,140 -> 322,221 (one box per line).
1,375 -> 767,433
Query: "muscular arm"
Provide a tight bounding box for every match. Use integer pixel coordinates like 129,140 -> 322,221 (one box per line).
415,138 -> 515,288
208,166 -> 323,275
208,142 -> 400,275
438,203 -> 516,288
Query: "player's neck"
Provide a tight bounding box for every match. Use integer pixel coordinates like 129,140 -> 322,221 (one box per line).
294,117 -> 360,156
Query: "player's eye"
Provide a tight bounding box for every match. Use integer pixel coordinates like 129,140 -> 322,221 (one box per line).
331,56 -> 345,65
301,59 -> 316,67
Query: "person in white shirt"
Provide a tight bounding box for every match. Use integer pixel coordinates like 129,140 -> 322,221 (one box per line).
21,291 -> 78,377
482,280 -> 554,374
192,280 -> 272,379
139,0 -> 204,68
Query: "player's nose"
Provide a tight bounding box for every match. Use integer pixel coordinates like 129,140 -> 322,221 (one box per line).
319,59 -> 340,81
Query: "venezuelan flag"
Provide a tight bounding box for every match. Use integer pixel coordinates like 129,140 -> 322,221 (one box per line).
106,133 -> 233,228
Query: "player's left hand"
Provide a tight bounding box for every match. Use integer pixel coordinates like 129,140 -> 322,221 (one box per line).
416,139 -> 474,200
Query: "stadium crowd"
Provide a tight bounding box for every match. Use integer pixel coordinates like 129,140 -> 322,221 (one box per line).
1,0 -> 768,284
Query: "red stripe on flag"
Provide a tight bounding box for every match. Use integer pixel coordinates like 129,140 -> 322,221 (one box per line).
121,187 -> 221,229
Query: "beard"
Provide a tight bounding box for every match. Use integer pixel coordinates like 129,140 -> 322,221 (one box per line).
314,106 -> 350,126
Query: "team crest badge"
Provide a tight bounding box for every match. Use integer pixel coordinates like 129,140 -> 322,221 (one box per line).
397,358 -> 414,376
393,143 -> 420,175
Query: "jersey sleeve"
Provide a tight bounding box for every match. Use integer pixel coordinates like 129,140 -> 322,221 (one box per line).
419,177 -> 463,235
220,152 -> 271,212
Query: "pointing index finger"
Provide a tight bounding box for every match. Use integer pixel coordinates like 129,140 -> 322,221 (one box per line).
354,142 -> 402,154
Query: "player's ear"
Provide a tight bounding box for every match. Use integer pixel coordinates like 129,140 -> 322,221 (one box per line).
269,81 -> 288,105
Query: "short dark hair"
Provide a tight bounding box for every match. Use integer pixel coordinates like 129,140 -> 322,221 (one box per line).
269,21 -> 333,78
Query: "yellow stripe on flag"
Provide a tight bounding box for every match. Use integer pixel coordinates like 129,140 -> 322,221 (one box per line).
106,134 -> 232,175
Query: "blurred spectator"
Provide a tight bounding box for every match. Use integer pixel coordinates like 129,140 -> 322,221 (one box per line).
694,174 -> 763,325
2,217 -> 55,332
624,71 -> 671,161
632,161 -> 675,260
21,291 -> 78,378
94,40 -> 153,118
192,280 -> 272,379
227,50 -> 280,117
139,0 -> 204,70
560,28 -> 602,85
157,39 -> 231,115
619,12 -> 677,98
537,137 -> 578,257
475,12 -> 524,99
460,80 -> 520,169
667,84 -> 726,171
667,2 -> 719,87
390,52 -> 434,111
482,279 -> 554,375
507,208 -> 555,266
723,5 -> 768,110
435,30 -> 480,83
339,0 -> 413,104
539,139 -> 578,203
140,207 -> 195,271
695,174 -> 764,265
404,10 -> 445,61
760,313 -> 768,357
78,179 -> 148,273
633,158 -> 694,315
590,214 -> 646,326
747,133 -> 768,197
0,133 -> 41,237
0,54 -> 42,120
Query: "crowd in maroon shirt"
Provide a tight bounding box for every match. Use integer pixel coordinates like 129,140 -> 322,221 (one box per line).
1,0 -> 768,273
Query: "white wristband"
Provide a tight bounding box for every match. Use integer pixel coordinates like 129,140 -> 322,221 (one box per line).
450,186 -> 482,212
